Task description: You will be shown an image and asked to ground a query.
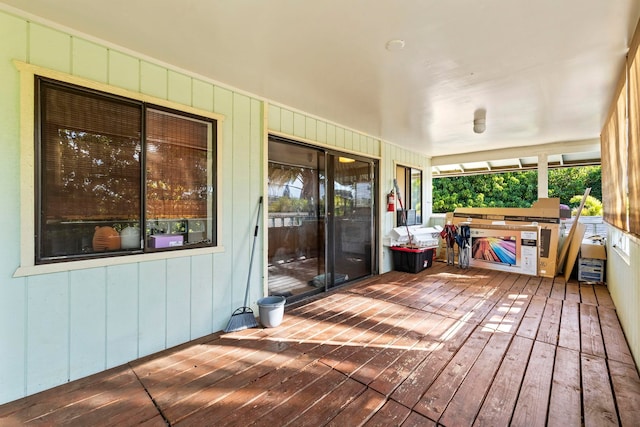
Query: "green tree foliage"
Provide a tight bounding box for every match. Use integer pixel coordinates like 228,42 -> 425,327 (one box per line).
548,166 -> 601,203
432,166 -> 601,213
569,195 -> 603,216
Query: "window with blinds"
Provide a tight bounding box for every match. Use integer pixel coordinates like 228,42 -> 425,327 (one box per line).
601,17 -> 640,238
36,78 -> 217,263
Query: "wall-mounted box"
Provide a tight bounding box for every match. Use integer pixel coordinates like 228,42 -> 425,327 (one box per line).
149,234 -> 184,248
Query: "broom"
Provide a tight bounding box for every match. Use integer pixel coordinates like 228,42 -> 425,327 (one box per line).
223,196 -> 262,333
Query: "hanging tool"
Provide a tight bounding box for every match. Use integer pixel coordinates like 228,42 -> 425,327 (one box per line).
393,179 -> 413,247
223,196 -> 262,333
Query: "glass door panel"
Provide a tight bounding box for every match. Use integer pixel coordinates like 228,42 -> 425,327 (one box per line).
267,140 -> 325,299
328,155 -> 374,288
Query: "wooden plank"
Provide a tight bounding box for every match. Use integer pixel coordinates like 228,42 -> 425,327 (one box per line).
157,340 -> 296,421
536,298 -> 562,345
401,411 -> 437,427
474,336 -> 534,427
582,354 -> 618,426
522,276 -> 542,295
547,347 -> 581,426
549,277 -> 566,301
413,328 -> 493,421
190,360 -> 333,426
439,331 -> 513,426
598,306 -> 636,365
0,366 -> 135,420
593,284 -> 616,308
516,295 -> 546,340
325,388 -> 386,427
608,359 -> 640,427
511,340 -> 556,427
362,400 -> 411,427
288,377 -> 365,427
579,283 -> 598,305
535,277 -> 553,297
580,303 -> 606,358
558,301 -> 580,351
565,281 -> 581,302
389,320 -> 476,406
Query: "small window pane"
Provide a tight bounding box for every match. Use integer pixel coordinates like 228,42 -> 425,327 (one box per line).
38,80 -> 142,261
145,108 -> 214,248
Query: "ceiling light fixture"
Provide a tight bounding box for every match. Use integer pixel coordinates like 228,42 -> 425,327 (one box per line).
385,39 -> 405,51
473,109 -> 487,134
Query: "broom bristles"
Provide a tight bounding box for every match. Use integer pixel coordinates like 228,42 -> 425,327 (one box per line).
223,307 -> 258,333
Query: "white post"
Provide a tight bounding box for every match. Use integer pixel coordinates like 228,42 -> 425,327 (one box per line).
538,153 -> 549,199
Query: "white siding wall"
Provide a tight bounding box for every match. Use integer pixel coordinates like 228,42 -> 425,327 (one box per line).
606,231 -> 640,368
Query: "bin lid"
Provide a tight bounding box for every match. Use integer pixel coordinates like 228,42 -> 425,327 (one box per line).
580,244 -> 606,260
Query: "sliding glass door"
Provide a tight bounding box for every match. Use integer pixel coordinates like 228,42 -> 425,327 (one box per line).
328,155 -> 374,288
267,137 -> 376,301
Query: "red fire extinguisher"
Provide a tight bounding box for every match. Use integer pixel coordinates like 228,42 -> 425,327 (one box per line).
387,190 -> 395,212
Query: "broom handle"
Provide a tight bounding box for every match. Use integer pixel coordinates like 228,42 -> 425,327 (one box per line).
243,196 -> 263,308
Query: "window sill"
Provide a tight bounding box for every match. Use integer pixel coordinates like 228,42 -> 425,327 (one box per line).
13,245 -> 225,277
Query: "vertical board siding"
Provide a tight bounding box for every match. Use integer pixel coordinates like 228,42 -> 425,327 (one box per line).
166,257 -> 192,347
105,264 -> 139,368
26,273 -> 69,395
0,11 -> 27,404
0,9 -> 431,405
268,104 -> 281,132
326,123 -> 336,145
192,79 -> 214,112
305,116 -> 317,141
108,50 -> 140,92
231,93 -> 256,312
213,85 -> 235,322
138,260 -> 167,357
249,98 -> 264,306
190,254 -> 214,339
293,112 -> 306,138
140,61 -> 168,99
29,23 -> 71,73
69,268 -> 107,380
71,38 -> 108,83
280,109 -> 294,135
607,235 -> 640,368
168,70 -> 192,106
316,121 -> 327,143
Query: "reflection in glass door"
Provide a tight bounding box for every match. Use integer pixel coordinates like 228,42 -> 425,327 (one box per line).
328,155 -> 374,288
267,140 -> 325,299
267,136 -> 376,301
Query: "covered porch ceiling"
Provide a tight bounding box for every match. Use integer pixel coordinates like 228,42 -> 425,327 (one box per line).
1,1 -> 638,163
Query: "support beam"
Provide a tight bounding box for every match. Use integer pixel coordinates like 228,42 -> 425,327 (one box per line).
538,153 -> 549,198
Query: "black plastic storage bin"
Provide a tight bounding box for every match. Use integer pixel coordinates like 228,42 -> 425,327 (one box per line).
391,246 -> 434,273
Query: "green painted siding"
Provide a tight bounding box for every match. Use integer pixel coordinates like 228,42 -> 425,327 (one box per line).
0,8 -> 433,405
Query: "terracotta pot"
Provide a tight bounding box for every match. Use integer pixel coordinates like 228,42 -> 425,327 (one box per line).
92,226 -> 121,251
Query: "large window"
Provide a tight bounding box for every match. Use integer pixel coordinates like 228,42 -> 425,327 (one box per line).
36,78 -> 216,263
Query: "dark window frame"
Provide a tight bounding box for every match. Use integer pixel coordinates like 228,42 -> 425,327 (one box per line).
35,77 -> 217,264
396,164 -> 423,226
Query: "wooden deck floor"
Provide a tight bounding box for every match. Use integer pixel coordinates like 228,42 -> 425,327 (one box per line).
1,263 -> 639,426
